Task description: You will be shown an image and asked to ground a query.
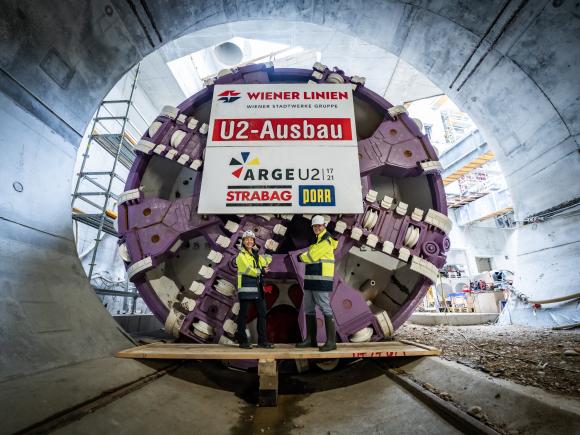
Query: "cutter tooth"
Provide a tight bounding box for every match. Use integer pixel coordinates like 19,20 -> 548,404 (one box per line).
134,139 -> 156,154
118,188 -> 141,204
265,239 -> 279,252
187,117 -> 199,130
169,240 -> 183,253
217,68 -> 233,78
216,235 -> 231,249
365,189 -> 378,203
165,149 -> 178,160
335,220 -> 348,234
207,250 -> 223,264
127,256 -> 153,279
395,201 -> 408,216
387,105 -> 407,118
424,209 -> 453,234
198,265 -> 214,279
350,75 -> 366,86
411,208 -> 424,222
160,105 -> 179,120
177,154 -> 190,165
381,195 -> 393,209
153,144 -> 166,155
366,234 -> 379,248
367,234 -> 379,248
350,227 -> 363,241
189,281 -> 205,295
410,256 -> 439,283
219,335 -> 235,345
181,296 -> 197,312
164,308 -> 184,337
223,319 -> 237,335
273,224 -> 287,236
398,247 -> 410,262
224,220 -> 239,233
420,160 -> 443,173
382,241 -> 394,254
189,159 -> 203,170
313,62 -> 328,72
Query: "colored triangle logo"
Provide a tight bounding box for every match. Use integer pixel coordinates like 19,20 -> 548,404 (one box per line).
229,157 -> 242,166
241,152 -> 250,163
247,157 -> 260,166
232,167 -> 243,178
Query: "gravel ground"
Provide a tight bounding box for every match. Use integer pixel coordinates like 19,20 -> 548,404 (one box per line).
396,323 -> 580,398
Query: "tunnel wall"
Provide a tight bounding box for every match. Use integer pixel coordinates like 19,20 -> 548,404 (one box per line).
0,93 -> 130,380
0,0 -> 579,379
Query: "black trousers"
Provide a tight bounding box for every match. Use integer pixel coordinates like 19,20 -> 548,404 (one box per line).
236,298 -> 268,344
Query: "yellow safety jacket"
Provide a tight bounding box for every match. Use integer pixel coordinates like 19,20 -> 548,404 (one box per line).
235,248 -> 272,300
299,229 -> 338,292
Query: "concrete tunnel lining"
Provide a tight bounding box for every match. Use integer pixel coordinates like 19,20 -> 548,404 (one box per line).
0,0 -> 579,380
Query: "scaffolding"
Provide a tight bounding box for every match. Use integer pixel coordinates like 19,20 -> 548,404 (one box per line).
71,64 -> 144,313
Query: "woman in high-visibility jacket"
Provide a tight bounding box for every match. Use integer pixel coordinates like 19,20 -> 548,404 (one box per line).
297,215 -> 339,351
234,230 -> 273,349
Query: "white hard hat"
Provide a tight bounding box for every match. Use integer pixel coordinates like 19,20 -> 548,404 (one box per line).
311,215 -> 326,226
242,230 -> 256,239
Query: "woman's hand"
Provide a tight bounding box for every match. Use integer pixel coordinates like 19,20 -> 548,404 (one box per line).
263,266 -> 270,274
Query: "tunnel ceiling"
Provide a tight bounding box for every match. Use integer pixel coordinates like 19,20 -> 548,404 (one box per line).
137,20 -> 444,107
2,0 -> 577,219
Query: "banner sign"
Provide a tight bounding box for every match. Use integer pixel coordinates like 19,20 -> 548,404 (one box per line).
198,83 -> 363,214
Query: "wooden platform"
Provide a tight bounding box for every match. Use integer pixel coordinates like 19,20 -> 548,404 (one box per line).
116,340 -> 440,360
116,341 -> 440,407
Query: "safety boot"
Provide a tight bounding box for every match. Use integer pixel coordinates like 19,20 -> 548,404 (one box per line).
235,332 -> 252,349
319,315 -> 337,352
296,315 -> 317,348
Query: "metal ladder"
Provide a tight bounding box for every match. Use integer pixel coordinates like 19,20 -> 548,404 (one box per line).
71,64 -> 142,290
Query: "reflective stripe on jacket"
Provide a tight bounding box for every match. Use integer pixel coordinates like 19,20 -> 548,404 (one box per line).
235,248 -> 272,300
299,229 -> 338,292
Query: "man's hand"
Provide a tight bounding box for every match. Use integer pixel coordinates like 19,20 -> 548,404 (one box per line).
263,266 -> 270,273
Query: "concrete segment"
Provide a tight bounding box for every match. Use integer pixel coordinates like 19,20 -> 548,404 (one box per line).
290,371 -> 461,435
400,357 -> 580,435
0,357 -> 171,434
52,362 -> 461,435
52,368 -> 245,435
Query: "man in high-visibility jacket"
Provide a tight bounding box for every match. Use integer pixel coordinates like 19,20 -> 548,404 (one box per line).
235,230 -> 273,349
297,215 -> 338,351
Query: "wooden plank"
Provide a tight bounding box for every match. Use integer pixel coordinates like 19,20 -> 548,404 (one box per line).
115,341 -> 440,361
258,359 -> 278,407
398,339 -> 442,354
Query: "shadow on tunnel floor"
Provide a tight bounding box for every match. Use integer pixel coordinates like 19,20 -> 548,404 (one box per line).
161,356 -> 423,404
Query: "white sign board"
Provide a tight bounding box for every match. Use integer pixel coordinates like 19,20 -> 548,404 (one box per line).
198,83 -> 363,214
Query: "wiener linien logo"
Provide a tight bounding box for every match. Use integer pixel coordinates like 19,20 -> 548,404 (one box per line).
229,151 -> 260,178
217,90 -> 241,103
